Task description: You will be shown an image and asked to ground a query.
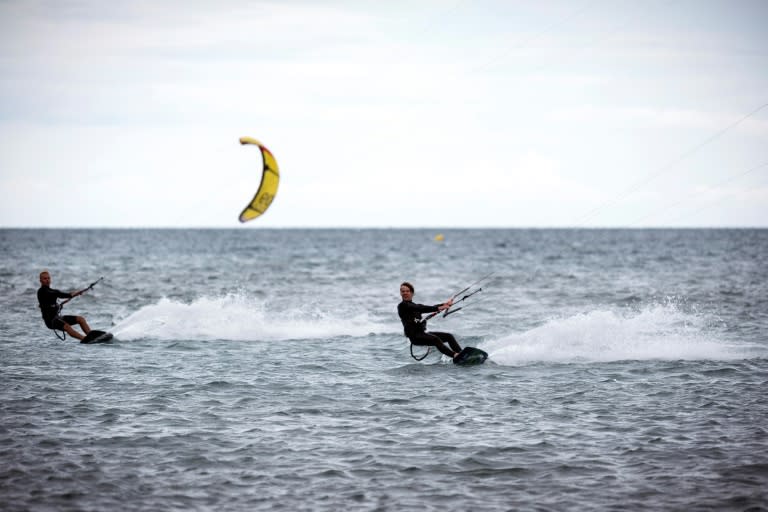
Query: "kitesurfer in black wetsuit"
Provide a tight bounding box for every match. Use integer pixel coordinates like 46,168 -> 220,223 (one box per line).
37,270 -> 92,341
397,281 -> 462,360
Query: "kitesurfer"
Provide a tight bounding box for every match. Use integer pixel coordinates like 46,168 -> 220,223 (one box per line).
397,281 -> 463,360
37,271 -> 92,341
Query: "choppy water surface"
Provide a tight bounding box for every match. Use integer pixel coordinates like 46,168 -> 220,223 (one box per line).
1,229 -> 767,511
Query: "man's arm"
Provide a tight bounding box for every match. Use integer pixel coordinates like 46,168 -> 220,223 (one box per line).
404,302 -> 439,314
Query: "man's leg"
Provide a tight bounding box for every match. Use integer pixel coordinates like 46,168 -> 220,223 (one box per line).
431,332 -> 462,355
412,332 -> 460,358
73,315 -> 91,335
63,323 -> 85,341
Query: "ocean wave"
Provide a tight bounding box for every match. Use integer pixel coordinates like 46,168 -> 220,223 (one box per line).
112,293 -> 389,341
482,303 -> 765,364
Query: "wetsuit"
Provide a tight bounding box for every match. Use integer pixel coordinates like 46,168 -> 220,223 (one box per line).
37,285 -> 76,331
397,300 -> 461,358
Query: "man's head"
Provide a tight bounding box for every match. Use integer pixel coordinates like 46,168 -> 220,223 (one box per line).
39,271 -> 51,286
400,282 -> 414,301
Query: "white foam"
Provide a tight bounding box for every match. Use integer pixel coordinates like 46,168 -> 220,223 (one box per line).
483,304 -> 758,364
113,293 -> 387,341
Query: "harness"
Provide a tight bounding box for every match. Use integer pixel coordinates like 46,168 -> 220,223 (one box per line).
410,343 -> 431,361
51,303 -> 67,341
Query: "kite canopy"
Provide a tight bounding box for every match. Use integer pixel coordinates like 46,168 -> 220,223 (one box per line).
238,136 -> 280,223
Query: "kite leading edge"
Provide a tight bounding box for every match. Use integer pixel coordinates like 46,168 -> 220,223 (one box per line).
238,136 -> 280,223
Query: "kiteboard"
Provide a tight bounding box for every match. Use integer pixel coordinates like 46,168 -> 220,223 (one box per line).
453,346 -> 488,365
80,330 -> 114,344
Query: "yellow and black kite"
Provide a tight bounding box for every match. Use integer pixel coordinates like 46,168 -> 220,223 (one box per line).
238,136 -> 280,222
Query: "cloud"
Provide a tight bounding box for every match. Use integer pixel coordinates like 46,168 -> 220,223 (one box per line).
1,1 -> 766,227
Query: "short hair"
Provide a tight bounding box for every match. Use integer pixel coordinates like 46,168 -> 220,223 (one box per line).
400,281 -> 414,293
39,270 -> 50,278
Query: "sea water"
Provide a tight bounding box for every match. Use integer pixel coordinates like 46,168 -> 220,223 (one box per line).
1,228 -> 766,511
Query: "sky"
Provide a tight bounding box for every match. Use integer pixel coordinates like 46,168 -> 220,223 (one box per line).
1,0 -> 766,228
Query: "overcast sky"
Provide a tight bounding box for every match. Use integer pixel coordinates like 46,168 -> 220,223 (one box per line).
1,0 -> 766,228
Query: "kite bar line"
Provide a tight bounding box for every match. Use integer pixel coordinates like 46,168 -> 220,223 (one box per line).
442,287 -> 483,318
574,101 -> 768,226
421,272 -> 495,323
58,277 -> 104,308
